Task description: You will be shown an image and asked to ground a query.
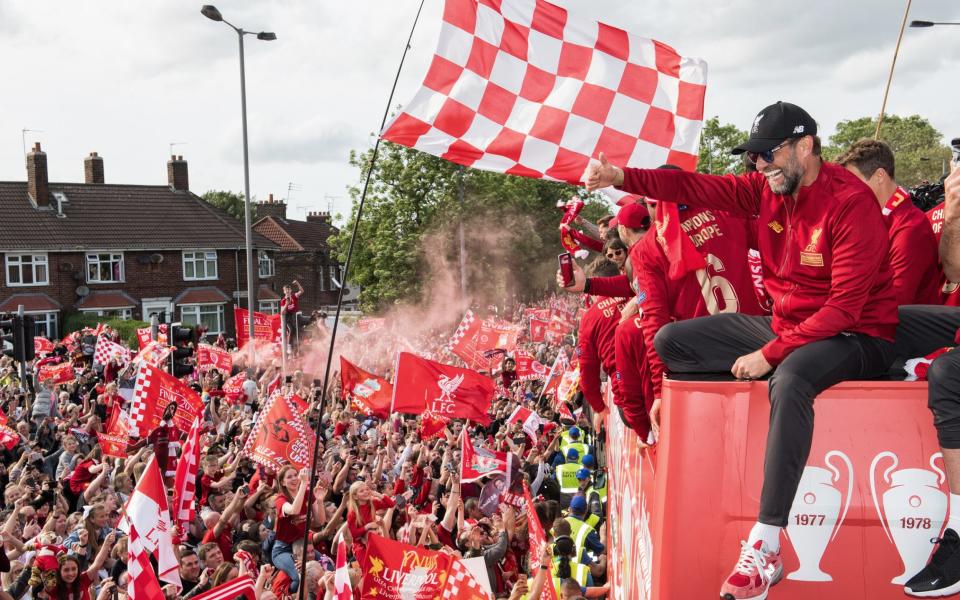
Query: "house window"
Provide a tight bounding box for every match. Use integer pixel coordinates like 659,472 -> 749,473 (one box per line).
80,308 -> 132,320
328,265 -> 340,289
180,304 -> 225,334
258,252 -> 275,278
5,253 -> 49,286
87,253 -> 124,283
258,300 -> 279,314
183,250 -> 218,281
30,312 -> 57,339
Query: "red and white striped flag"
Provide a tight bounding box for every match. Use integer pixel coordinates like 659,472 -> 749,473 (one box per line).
94,336 -> 131,366
334,532 -> 353,600
383,0 -> 706,182
173,417 -> 203,542
118,454 -> 181,589
190,576 -> 256,600
507,405 -> 545,440
127,524 -> 166,600
557,401 -> 575,423
542,350 -> 570,397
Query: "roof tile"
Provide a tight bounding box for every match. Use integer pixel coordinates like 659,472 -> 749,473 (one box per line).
0,182 -> 278,251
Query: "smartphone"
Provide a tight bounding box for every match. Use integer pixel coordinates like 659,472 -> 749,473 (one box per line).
558,252 -> 574,287
284,375 -> 293,384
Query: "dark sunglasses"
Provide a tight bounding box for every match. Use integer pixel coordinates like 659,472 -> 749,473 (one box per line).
746,138 -> 795,165
605,249 -> 625,259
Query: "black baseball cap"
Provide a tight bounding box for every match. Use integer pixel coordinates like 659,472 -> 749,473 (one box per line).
731,101 -> 818,155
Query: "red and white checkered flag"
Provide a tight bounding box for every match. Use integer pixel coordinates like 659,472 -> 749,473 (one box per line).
383,0 -> 706,181
172,417 -> 202,542
94,336 -> 131,366
442,558 -> 493,599
127,525 -> 166,600
449,309 -> 478,350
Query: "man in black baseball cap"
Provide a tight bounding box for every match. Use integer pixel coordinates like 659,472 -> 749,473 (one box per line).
732,101 -> 817,156
586,102 -> 898,600
730,101 -> 819,196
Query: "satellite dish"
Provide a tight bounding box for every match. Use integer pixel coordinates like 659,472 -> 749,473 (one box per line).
343,284 -> 361,302
150,253 -> 164,264
76,286 -> 90,297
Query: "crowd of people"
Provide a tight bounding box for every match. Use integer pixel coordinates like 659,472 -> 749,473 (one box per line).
0,272 -> 610,600
0,97 -> 957,600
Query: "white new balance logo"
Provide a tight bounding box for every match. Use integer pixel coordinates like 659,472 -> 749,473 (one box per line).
793,125 -> 804,134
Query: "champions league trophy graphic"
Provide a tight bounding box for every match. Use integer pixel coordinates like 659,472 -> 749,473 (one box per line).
870,452 -> 948,584
785,450 -> 853,581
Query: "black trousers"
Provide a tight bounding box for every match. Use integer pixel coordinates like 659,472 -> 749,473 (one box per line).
654,313 -> 895,527
895,306 -> 960,449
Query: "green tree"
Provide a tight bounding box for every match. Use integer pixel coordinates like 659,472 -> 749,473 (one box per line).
331,141 -> 609,311
825,115 -> 951,187
697,116 -> 749,175
201,190 -> 246,220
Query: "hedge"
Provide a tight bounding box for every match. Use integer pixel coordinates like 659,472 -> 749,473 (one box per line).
62,313 -> 148,348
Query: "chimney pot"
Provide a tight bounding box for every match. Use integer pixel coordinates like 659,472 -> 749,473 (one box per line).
167,155 -> 189,191
255,195 -> 286,220
27,142 -> 50,207
84,151 -> 105,185
306,211 -> 331,223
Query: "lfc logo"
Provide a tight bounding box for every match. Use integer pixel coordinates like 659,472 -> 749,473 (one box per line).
801,227 -> 824,267
429,373 -> 464,416
768,220 -> 784,234
352,378 -> 381,399
804,227 -> 823,252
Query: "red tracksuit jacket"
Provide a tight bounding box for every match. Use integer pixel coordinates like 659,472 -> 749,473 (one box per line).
883,187 -> 939,305
620,162 -> 899,365
577,295 -> 627,412
634,208 -> 766,397
925,202 -> 960,306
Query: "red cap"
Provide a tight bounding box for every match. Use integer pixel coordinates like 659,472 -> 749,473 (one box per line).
610,202 -> 650,229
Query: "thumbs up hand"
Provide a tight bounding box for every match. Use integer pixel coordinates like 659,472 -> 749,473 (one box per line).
583,152 -> 623,192
584,152 -> 624,192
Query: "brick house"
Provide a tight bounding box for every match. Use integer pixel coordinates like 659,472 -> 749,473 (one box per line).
0,143 -> 281,340
252,199 -> 354,314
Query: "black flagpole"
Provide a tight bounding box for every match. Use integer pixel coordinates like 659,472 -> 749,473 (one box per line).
296,0 -> 427,595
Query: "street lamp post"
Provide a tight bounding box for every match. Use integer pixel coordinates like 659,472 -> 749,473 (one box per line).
201,5 -> 275,352
910,20 -> 960,27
